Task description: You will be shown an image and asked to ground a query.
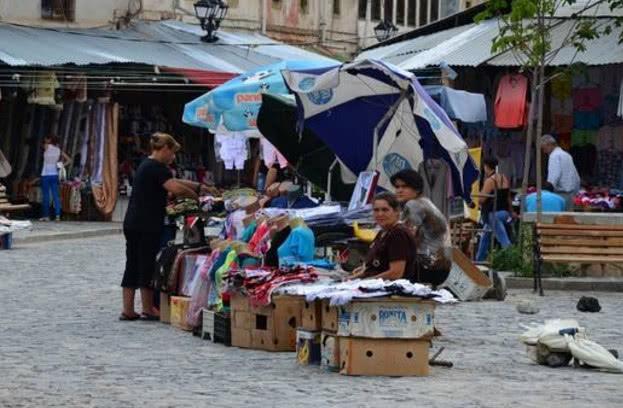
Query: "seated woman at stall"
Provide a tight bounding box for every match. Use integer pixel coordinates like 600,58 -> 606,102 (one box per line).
349,193 -> 417,281
390,169 -> 452,287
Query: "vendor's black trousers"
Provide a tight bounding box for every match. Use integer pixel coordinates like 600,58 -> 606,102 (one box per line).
121,228 -> 161,289
415,255 -> 450,287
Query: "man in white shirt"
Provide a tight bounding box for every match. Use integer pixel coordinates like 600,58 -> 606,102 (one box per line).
540,135 -> 581,211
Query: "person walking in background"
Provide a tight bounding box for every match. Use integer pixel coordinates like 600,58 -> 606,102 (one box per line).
541,134 -> 581,211
120,132 -> 204,321
40,135 -> 70,221
475,157 -> 513,262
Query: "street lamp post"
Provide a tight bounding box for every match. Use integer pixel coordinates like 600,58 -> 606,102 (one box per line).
373,19 -> 398,42
194,0 -> 229,43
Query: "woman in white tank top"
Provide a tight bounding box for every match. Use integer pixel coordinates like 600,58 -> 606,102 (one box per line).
40,136 -> 69,221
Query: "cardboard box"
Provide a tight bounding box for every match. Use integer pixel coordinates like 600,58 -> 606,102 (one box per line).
231,328 -> 252,348
321,332 -> 340,372
339,337 -> 430,377
441,248 -> 492,301
321,300 -> 339,333
301,300 -> 322,331
230,293 -> 250,312
250,295 -> 303,352
337,298 -> 435,339
170,296 -> 192,331
159,292 -> 171,324
232,310 -> 252,331
296,330 -> 321,365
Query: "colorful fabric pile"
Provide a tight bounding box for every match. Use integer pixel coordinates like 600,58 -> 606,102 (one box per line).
227,266 -> 319,307
574,189 -> 623,211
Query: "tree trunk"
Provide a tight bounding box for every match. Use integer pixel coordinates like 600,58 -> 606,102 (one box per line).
535,64 -> 546,223
520,69 -> 539,203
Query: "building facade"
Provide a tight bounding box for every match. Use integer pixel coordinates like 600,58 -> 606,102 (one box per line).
209,0 -> 486,57
0,0 -> 176,27
0,0 -> 483,56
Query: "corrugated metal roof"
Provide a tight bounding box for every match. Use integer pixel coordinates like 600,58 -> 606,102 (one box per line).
399,19 -> 500,69
488,19 -> 623,66
0,21 -> 335,73
356,24 -> 473,66
392,17 -> 623,69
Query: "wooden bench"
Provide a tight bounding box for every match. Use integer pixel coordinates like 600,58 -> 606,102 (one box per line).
534,223 -> 623,294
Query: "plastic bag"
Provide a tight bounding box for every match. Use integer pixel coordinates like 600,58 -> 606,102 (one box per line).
565,335 -> 623,373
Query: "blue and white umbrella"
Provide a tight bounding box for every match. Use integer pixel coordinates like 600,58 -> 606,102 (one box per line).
281,59 -> 479,200
183,59 -> 338,132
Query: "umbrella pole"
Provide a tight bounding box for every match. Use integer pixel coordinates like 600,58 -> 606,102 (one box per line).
373,91 -> 409,168
326,158 -> 339,202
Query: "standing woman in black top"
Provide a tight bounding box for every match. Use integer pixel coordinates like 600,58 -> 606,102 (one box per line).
475,157 -> 513,262
120,133 -> 202,321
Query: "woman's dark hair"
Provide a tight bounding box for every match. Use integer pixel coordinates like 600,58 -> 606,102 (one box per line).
389,169 -> 423,193
45,135 -> 59,145
373,192 -> 401,211
483,157 -> 499,170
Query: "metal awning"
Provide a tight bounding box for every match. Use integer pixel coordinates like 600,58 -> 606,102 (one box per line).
0,20 -> 334,73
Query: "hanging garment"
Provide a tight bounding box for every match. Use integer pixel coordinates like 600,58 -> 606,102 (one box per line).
418,159 -> 450,219
596,125 -> 623,151
260,137 -> 288,169
551,73 -> 572,101
573,87 -> 603,112
597,149 -> 623,188
573,110 -> 601,130
494,74 -> 528,129
277,225 -> 315,267
215,133 -> 248,170
27,72 -> 60,106
91,103 -> 119,215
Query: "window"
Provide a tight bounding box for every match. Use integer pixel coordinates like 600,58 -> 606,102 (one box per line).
419,0 -> 428,26
372,0 -> 381,20
359,0 -> 367,19
397,0 -> 405,25
41,0 -> 75,21
408,0 -> 416,26
301,0 -> 309,14
430,0 -> 439,22
272,0 -> 282,9
333,0 -> 341,15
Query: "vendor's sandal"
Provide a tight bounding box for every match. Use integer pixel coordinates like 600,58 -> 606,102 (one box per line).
139,313 -> 160,321
119,313 -> 140,321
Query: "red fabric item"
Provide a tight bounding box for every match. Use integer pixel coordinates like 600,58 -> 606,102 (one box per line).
248,221 -> 270,253
494,74 -> 528,129
573,87 -> 602,112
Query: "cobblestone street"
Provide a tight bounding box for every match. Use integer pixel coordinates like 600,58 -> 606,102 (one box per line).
1,235 -> 622,408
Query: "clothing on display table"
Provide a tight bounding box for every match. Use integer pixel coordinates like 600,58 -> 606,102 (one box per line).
277,225 -> 315,267
264,226 -> 292,267
494,74 -> 528,129
216,133 -> 248,170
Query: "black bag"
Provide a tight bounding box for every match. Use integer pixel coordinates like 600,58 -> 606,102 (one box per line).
576,296 -> 601,313
154,243 -> 186,293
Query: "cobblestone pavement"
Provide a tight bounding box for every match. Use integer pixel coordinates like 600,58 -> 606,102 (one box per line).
1,236 -> 622,408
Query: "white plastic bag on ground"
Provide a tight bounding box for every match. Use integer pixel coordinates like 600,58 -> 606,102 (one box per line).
520,319 -> 582,351
564,335 -> 623,373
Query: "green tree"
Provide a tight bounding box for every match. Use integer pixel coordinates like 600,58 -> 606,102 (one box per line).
477,0 -> 620,220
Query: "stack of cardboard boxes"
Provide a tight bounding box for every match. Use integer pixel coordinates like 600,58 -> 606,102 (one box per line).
337,298 -> 435,376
